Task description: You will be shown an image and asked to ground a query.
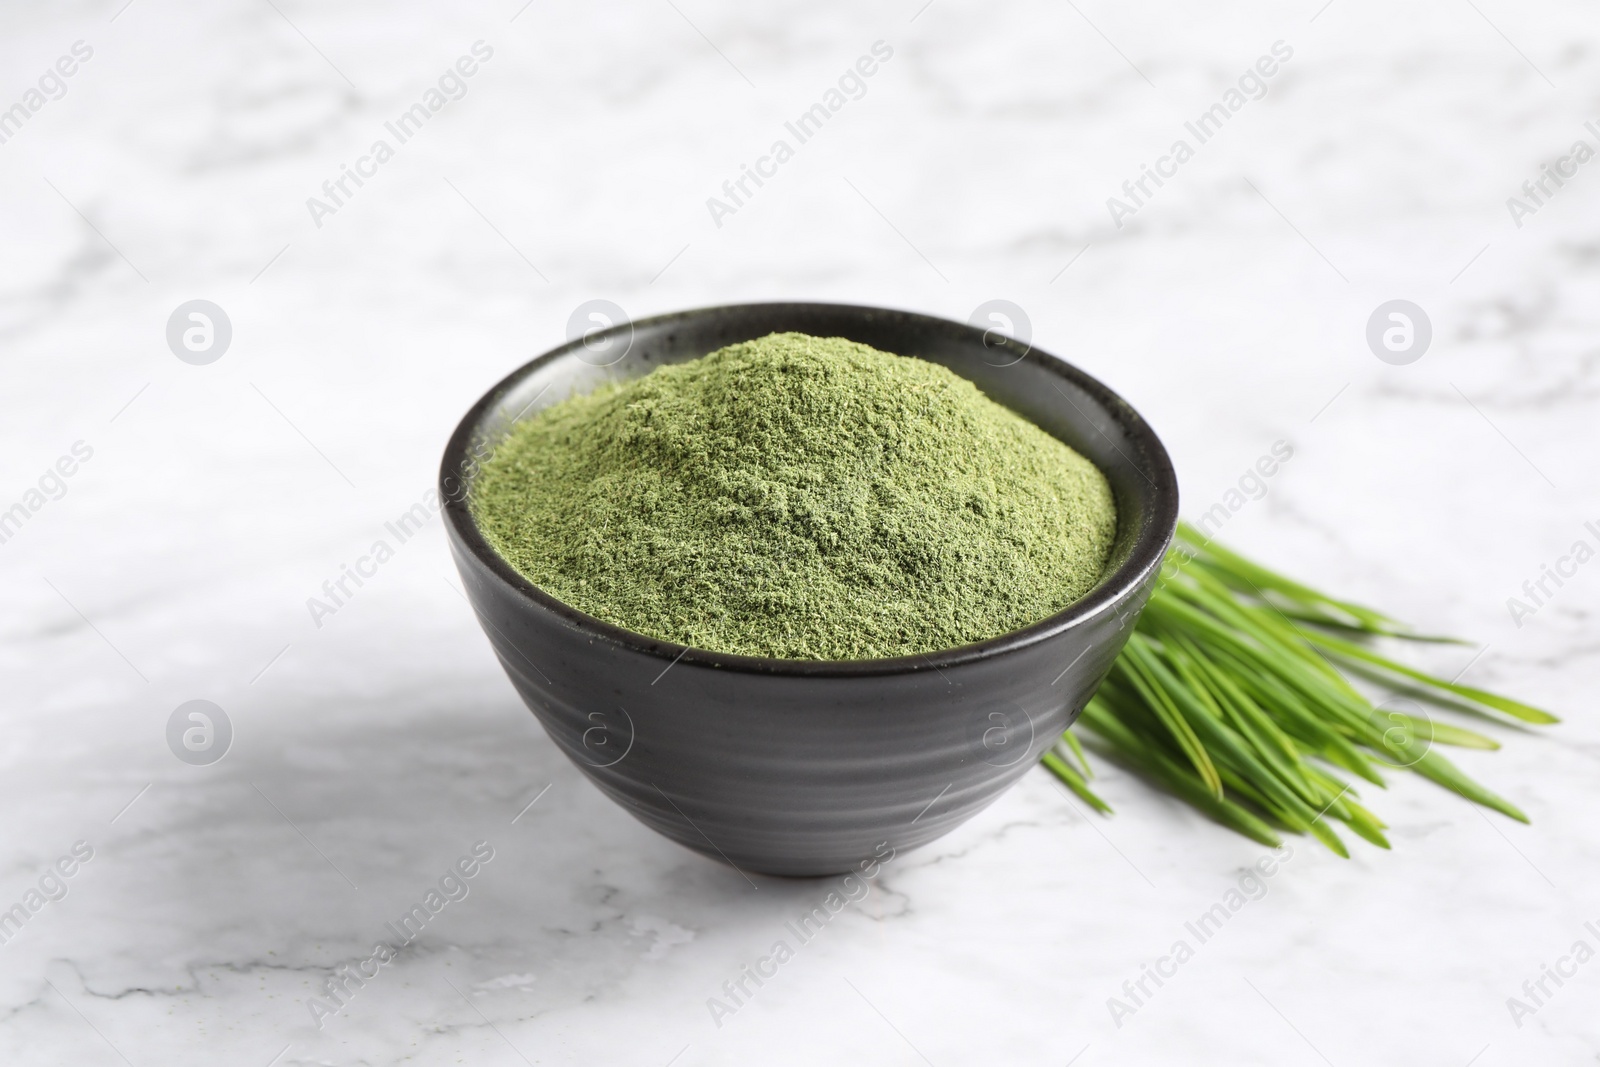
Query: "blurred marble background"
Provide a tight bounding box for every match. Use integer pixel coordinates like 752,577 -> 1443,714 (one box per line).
1,0 -> 1597,1063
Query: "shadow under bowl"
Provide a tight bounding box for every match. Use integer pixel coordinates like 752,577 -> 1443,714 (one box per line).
441,302 -> 1178,877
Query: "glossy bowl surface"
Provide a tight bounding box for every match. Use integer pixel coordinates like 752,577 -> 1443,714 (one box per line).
441,303 -> 1178,876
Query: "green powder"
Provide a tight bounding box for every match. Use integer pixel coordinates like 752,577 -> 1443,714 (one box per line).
470,332 -> 1117,660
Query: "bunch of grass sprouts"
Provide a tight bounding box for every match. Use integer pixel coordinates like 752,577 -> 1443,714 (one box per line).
1044,523 -> 1556,854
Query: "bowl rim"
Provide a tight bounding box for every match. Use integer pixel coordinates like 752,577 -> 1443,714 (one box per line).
440,301 -> 1179,678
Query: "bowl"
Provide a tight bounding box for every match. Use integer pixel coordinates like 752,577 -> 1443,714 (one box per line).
441,303 -> 1178,876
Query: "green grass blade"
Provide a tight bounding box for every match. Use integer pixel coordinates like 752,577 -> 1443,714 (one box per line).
1406,748 -> 1530,823
1175,522 -> 1412,635
1303,814 -> 1351,857
1042,751 -> 1113,814
1266,608 -> 1469,645
1210,648 -> 1387,786
1119,638 -> 1223,797
1393,714 -> 1500,751
1337,796 -> 1392,849
1134,641 -> 1330,830
1078,703 -> 1284,848
1305,630 -> 1559,725
1161,632 -> 1321,808
1059,726 -> 1093,778
1178,566 -> 1349,684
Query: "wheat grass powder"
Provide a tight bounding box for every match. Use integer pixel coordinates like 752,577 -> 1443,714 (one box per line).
470,332 -> 1117,660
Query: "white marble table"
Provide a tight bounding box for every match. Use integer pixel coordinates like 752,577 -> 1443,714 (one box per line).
2,1 -> 1597,1063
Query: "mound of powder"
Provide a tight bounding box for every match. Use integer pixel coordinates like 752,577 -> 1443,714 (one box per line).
470,332 -> 1117,660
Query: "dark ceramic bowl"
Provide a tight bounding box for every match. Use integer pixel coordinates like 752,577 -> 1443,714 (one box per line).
441,303 -> 1177,876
